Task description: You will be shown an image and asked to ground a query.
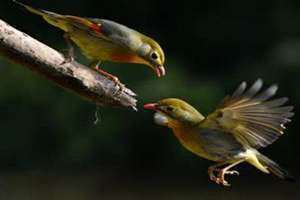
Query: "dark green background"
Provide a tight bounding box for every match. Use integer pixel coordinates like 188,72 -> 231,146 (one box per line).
0,0 -> 299,199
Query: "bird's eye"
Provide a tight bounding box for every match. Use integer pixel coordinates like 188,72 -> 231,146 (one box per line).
166,106 -> 174,112
151,52 -> 158,60
217,112 -> 223,118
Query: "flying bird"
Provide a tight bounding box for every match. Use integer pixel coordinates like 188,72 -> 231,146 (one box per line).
144,79 -> 294,186
14,0 -> 166,88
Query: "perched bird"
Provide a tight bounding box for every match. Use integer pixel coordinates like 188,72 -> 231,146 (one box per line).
144,79 -> 294,186
14,0 -> 166,87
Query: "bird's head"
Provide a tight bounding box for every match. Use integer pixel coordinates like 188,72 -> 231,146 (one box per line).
137,36 -> 165,77
144,98 -> 205,128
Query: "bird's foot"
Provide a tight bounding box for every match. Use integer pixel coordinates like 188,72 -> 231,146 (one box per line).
209,171 -> 229,186
209,172 -> 230,186
111,76 -> 126,95
209,167 -> 240,186
215,177 -> 230,187
208,160 -> 244,187
60,53 -> 74,65
94,65 -> 125,94
61,33 -> 75,65
215,169 -> 239,187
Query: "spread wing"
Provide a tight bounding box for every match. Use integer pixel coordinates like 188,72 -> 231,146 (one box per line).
202,79 -> 294,149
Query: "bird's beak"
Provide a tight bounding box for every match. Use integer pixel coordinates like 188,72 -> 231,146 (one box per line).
155,65 -> 166,77
143,103 -> 158,111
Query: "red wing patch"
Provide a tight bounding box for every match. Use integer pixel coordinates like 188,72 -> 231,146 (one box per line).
89,23 -> 102,34
65,15 -> 102,34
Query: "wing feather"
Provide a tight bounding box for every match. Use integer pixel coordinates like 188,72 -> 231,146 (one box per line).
86,19 -> 142,51
232,81 -> 247,98
204,79 -> 294,149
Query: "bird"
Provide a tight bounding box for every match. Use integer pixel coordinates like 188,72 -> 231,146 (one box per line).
144,79 -> 294,186
13,0 -> 166,88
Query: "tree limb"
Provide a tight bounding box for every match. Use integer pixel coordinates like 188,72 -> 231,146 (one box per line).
0,19 -> 137,110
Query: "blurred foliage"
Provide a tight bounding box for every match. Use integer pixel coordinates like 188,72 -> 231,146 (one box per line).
0,0 -> 300,198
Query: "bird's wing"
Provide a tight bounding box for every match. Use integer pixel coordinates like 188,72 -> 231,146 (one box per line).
67,18 -> 142,51
201,79 -> 294,149
195,127 -> 245,161
14,1 -> 142,50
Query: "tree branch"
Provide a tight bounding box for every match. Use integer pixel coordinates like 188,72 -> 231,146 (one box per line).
0,19 -> 137,110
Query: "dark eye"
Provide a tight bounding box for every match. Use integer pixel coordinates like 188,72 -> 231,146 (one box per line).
166,106 -> 174,112
151,52 -> 158,60
217,112 -> 223,118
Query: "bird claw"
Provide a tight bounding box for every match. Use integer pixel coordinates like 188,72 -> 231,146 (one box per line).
225,170 -> 239,176
92,64 -> 125,95
105,75 -> 126,96
60,55 -> 74,65
208,167 -> 239,187
61,33 -> 75,65
208,160 -> 244,187
215,169 -> 239,186
210,175 -> 231,186
216,178 -> 231,187
112,80 -> 126,95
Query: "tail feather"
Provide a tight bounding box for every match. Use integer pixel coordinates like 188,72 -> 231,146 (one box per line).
13,0 -> 52,16
257,153 -> 295,181
13,0 -> 68,31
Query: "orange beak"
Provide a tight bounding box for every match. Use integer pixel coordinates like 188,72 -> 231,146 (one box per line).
143,103 -> 158,111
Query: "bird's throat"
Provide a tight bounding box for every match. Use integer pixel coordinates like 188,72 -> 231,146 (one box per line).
154,112 -> 169,126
